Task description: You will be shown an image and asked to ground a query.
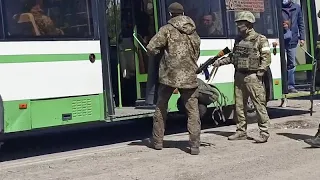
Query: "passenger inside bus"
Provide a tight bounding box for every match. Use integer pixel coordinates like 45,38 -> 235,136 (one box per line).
23,0 -> 63,36
7,0 -> 93,38
198,13 -> 223,37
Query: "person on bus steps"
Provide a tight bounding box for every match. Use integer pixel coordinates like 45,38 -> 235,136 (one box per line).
282,0 -> 305,93
303,10 -> 320,147
146,2 -> 201,155
23,0 -> 63,36
210,11 -> 272,143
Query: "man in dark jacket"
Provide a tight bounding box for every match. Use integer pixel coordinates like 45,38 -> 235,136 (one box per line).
282,0 -> 305,93
146,2 -> 201,155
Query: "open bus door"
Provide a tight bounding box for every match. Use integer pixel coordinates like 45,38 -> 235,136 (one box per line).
310,0 -> 320,115
133,0 -> 161,109
280,0 -> 319,109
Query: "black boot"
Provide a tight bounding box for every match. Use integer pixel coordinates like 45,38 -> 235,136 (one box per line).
304,135 -> 320,148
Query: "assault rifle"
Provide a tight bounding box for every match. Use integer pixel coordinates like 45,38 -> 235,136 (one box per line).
196,47 -> 232,74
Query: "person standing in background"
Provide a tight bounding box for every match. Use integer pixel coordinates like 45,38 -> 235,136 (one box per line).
282,0 -> 305,93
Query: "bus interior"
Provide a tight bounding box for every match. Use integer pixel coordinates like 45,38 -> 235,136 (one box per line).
106,0 -> 158,118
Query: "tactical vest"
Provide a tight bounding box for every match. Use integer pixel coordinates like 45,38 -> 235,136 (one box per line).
233,33 -> 261,71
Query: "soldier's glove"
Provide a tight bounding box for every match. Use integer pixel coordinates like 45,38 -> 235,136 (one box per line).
256,70 -> 265,81
211,60 -> 219,67
257,70 -> 264,77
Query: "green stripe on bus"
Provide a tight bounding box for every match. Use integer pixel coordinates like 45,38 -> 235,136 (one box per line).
0,48 -> 280,63
200,48 -> 280,56
0,54 -> 102,63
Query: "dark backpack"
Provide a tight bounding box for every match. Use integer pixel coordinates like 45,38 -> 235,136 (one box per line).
197,78 -> 219,105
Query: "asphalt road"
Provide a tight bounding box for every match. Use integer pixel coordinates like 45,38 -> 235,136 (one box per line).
0,98 -> 320,180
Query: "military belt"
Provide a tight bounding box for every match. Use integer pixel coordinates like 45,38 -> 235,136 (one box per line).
235,70 -> 258,74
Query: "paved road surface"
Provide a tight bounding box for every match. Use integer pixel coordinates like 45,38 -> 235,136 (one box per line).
1,98 -> 320,180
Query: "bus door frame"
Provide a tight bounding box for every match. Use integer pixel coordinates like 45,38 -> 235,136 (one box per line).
133,0 -> 162,105
97,0 -> 116,117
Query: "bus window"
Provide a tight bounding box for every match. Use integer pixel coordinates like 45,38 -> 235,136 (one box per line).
3,0 -> 94,39
164,0 -> 226,38
226,0 -> 278,38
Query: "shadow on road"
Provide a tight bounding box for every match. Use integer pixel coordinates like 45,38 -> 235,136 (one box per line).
0,115 -> 217,162
128,138 -> 215,154
268,107 -> 309,119
0,106 -> 311,163
204,131 -> 234,138
277,132 -> 313,141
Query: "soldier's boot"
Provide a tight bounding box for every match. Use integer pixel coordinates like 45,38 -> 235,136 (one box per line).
189,136 -> 200,155
228,131 -> 247,140
304,134 -> 320,148
154,143 -> 163,150
254,132 -> 269,143
314,126 -> 320,137
190,146 -> 200,155
152,138 -> 163,150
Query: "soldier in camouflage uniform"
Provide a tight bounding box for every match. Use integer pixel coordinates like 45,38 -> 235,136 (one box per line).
210,11 -> 271,143
304,10 -> 320,147
146,2 -> 201,155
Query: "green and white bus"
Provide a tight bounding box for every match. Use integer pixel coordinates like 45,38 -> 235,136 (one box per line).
0,0 -> 318,140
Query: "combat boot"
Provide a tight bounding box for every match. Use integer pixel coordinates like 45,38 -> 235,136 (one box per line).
304,136 -> 320,147
228,131 -> 247,140
190,146 -> 200,155
254,132 -> 269,143
314,128 -> 320,137
153,143 -> 163,150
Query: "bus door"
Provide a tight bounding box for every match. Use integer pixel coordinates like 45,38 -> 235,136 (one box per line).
105,0 -> 159,109
289,0 -> 315,92
132,0 -> 160,109
312,0 -> 320,88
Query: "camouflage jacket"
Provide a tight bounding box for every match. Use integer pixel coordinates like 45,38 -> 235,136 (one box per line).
146,15 -> 201,89
217,29 -> 271,73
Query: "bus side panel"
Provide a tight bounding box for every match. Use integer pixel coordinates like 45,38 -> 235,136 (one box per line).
0,95 -> 4,133
3,94 -> 104,133
3,100 -> 31,133
268,39 -> 283,100
30,94 -> 103,129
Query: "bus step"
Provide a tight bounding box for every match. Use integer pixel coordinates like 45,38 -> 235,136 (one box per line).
135,99 -> 156,110
295,84 -> 311,90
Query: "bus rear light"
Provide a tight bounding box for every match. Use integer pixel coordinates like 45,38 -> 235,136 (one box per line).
19,103 -> 27,109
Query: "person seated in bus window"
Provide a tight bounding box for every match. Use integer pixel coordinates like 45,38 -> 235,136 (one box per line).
283,20 -> 292,43
198,13 -> 222,37
24,0 -> 63,36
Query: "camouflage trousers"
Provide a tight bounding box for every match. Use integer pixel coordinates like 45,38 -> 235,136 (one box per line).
234,72 -> 270,134
153,84 -> 201,147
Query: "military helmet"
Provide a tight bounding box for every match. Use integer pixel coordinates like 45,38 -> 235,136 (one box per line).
235,11 -> 255,23
168,2 -> 184,14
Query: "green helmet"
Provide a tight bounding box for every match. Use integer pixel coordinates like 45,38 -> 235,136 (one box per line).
235,11 -> 255,23
168,2 -> 184,14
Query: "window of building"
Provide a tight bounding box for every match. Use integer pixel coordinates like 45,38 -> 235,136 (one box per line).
2,0 -> 94,39
164,0 -> 226,38
226,0 -> 278,38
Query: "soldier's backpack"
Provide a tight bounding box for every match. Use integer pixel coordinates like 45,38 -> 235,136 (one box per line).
197,78 -> 219,106
177,78 -> 220,118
